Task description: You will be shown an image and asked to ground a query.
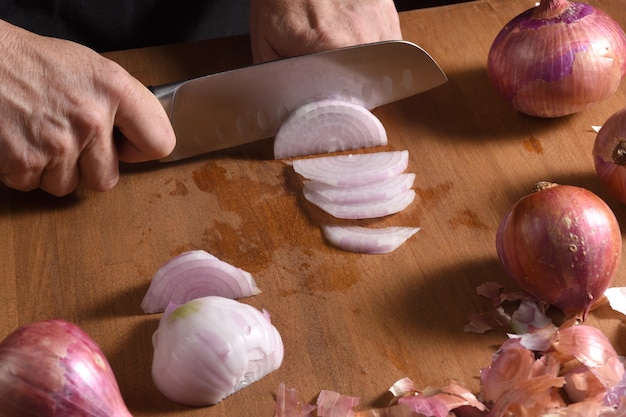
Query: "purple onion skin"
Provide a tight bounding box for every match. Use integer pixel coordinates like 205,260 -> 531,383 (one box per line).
593,107 -> 626,205
487,0 -> 626,118
0,319 -> 132,417
496,184 -> 622,321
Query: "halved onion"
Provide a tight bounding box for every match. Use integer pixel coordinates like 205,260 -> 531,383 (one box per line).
152,296 -> 283,406
292,150 -> 409,187
141,250 -> 260,314
273,99 -> 387,159
321,224 -> 420,253
303,173 -> 416,205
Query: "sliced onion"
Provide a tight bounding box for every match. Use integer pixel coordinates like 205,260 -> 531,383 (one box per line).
321,224 -> 420,253
292,150 -> 409,187
305,189 -> 416,219
151,296 -> 284,406
303,173 -> 415,205
273,99 -> 387,159
141,250 -> 260,314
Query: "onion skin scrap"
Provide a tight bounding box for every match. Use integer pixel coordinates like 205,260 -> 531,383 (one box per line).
496,182 -> 622,321
593,107 -> 626,205
487,0 -> 626,118
0,319 -> 132,417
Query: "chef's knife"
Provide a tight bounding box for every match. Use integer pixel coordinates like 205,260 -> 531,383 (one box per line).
152,40 -> 447,162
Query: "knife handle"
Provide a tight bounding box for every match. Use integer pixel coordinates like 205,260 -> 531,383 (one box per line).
148,81 -> 182,119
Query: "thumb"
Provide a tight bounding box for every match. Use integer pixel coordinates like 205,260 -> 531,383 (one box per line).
114,76 -> 176,162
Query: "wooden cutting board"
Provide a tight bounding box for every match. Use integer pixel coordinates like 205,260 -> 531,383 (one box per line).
2,0 -> 626,415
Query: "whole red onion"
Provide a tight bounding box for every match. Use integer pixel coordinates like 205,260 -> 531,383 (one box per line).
0,319 -> 132,417
496,182 -> 622,320
593,107 -> 626,204
487,0 -> 626,118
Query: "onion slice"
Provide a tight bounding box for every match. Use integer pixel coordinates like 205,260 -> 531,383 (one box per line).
321,224 -> 420,253
303,173 -> 416,205
273,99 -> 387,159
306,189 -> 416,219
292,150 -> 409,187
141,250 -> 260,314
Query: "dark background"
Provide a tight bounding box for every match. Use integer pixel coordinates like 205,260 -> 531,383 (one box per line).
395,0 -> 472,11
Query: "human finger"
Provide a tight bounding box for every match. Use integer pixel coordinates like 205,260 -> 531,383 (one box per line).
113,74 -> 176,163
77,129 -> 120,192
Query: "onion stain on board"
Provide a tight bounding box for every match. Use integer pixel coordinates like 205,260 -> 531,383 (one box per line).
167,179 -> 188,196
271,246 -> 360,295
449,209 -> 489,230
192,162 -> 228,192
414,181 -> 453,207
523,136 -> 544,154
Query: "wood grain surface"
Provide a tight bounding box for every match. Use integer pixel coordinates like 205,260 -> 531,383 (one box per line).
2,0 -> 626,415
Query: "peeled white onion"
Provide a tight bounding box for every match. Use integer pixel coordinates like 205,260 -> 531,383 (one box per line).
273,99 -> 387,159
321,224 -> 420,253
292,150 -> 409,187
141,250 -> 260,314
151,296 -> 284,406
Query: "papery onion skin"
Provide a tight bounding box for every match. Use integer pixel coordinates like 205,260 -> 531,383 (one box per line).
151,296 -> 284,406
552,325 -> 625,388
0,319 -> 131,417
487,0 -> 626,118
593,107 -> 626,204
496,182 -> 622,321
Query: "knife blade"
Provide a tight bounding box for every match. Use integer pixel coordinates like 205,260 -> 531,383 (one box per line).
152,40 -> 447,162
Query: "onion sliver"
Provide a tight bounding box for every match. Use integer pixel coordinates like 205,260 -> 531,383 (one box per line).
304,188 -> 416,219
273,99 -> 387,159
322,225 -> 420,253
303,173 -> 415,205
141,250 -> 260,314
292,150 -> 409,187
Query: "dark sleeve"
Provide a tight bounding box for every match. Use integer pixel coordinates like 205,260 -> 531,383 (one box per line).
0,0 -> 249,52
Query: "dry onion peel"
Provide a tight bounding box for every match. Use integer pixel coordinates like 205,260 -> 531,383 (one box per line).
550,325 -> 625,393
487,0 -> 626,117
292,150 -> 409,187
604,287 -> 626,316
0,319 -> 132,417
274,99 -> 387,159
141,250 -> 260,314
151,296 -> 283,406
303,172 -> 415,205
321,224 -> 420,253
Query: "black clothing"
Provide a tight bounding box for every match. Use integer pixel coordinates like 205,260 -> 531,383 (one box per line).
0,0 -> 249,52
